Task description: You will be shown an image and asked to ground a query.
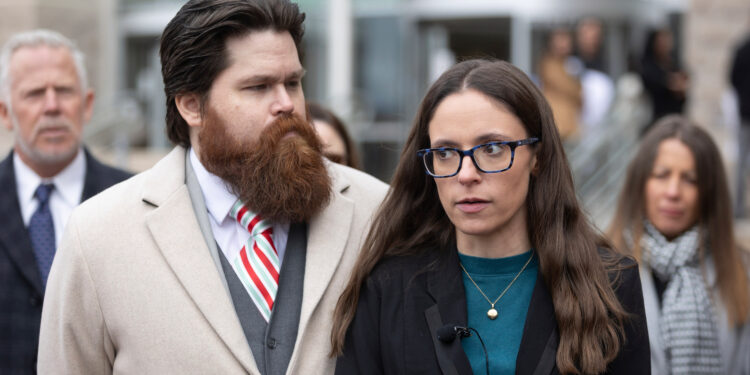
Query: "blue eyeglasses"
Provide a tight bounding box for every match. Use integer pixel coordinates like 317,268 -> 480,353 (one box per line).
416,138 -> 539,178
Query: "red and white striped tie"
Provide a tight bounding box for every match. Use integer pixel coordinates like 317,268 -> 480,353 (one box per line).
230,200 -> 279,322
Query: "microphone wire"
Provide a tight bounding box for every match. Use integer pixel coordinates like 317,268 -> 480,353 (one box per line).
466,327 -> 490,375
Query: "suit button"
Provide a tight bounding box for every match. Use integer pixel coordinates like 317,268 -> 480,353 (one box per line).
29,296 -> 41,306
267,338 -> 277,349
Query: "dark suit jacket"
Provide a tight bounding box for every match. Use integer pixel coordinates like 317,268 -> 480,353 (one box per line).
731,36 -> 750,121
336,247 -> 651,375
0,149 -> 131,374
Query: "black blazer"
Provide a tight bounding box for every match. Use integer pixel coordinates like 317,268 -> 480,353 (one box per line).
0,150 -> 131,374
336,248 -> 650,375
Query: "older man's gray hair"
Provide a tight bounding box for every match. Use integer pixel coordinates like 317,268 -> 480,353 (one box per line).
0,29 -> 88,103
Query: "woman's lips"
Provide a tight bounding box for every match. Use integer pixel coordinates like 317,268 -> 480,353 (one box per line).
456,199 -> 489,213
659,207 -> 684,218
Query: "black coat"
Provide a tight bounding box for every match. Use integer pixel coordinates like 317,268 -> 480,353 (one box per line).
0,150 -> 131,374
336,248 -> 651,375
640,57 -> 685,128
731,36 -> 750,122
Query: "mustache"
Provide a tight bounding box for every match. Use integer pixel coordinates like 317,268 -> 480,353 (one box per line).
34,118 -> 74,132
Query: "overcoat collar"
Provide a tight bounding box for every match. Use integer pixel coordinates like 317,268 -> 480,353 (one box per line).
141,147 -> 259,372
141,147 -> 354,374
288,160 -> 354,370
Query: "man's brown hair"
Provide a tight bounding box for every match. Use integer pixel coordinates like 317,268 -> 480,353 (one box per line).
160,0 -> 305,147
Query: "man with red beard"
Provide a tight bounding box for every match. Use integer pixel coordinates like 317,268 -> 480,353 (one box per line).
0,30 -> 131,374
37,1 -> 388,374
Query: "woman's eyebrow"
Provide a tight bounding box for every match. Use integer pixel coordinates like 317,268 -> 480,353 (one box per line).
430,133 -> 515,148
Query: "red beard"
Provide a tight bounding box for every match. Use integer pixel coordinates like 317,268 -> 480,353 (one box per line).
198,110 -> 332,223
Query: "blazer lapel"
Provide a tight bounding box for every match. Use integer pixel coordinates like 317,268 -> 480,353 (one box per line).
80,149 -> 113,200
297,163 -> 354,338
142,148 -> 257,374
0,152 -> 44,294
515,271 -> 558,375
425,249 -> 473,375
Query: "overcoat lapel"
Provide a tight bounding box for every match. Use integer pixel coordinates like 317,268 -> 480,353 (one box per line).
0,152 -> 44,294
425,249 -> 473,375
141,148 -> 257,374
295,163 -> 354,347
516,271 -> 558,375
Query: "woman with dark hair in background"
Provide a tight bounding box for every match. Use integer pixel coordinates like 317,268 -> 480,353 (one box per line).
330,59 -> 649,375
608,115 -> 750,374
308,102 -> 361,169
640,28 -> 689,133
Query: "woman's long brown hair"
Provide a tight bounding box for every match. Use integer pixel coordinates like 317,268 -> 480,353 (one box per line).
331,59 -> 630,374
608,115 -> 750,326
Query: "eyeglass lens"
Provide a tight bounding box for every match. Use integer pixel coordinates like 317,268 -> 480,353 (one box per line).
424,143 -> 512,176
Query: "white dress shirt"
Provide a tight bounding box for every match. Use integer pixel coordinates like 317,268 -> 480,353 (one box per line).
189,148 -> 289,266
14,148 -> 86,247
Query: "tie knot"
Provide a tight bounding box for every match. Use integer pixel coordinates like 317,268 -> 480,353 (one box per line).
35,183 -> 55,205
230,200 -> 272,237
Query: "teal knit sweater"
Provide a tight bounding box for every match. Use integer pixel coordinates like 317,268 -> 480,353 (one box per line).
458,250 -> 538,375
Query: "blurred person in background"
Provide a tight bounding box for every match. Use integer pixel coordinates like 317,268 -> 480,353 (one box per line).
640,28 -> 689,133
0,29 -> 130,374
575,17 -> 615,132
539,27 -> 583,143
37,0 -> 387,374
331,59 -> 649,375
575,17 -> 606,73
308,102 -> 360,169
608,115 -> 750,375
731,31 -> 750,218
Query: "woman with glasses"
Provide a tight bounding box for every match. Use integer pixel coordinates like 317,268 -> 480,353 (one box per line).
607,116 -> 750,375
330,59 -> 649,374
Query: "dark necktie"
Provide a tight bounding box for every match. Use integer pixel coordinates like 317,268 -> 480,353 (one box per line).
29,183 -> 56,286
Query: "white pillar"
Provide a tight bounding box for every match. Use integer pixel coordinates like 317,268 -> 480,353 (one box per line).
510,16 -> 531,75
327,0 -> 353,107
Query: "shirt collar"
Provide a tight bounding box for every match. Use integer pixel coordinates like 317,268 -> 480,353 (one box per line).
14,148 -> 85,206
189,147 -> 238,225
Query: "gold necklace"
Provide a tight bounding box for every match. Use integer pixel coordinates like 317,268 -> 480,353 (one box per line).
459,251 -> 534,320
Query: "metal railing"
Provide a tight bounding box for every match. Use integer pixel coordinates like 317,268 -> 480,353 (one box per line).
568,73 -> 650,231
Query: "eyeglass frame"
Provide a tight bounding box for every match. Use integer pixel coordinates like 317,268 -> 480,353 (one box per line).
416,137 -> 539,178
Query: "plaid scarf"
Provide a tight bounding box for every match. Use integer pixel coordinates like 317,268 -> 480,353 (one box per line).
641,222 -> 722,375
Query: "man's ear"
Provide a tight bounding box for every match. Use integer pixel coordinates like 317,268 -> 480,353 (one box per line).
0,100 -> 11,131
175,93 -> 204,128
82,89 -> 95,124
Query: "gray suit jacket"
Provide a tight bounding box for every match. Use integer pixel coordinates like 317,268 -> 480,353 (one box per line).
38,146 -> 388,374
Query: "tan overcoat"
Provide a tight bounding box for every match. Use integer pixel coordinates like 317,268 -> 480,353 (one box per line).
38,147 -> 388,374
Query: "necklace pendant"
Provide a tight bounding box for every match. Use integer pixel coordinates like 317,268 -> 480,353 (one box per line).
487,308 -> 498,320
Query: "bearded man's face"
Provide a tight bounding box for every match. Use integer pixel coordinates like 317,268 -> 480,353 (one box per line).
198,107 -> 332,223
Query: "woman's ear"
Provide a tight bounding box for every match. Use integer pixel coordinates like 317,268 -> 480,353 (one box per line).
530,152 -> 540,176
175,93 -> 203,128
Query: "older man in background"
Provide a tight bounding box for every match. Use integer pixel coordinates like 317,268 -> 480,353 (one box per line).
0,29 -> 130,374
